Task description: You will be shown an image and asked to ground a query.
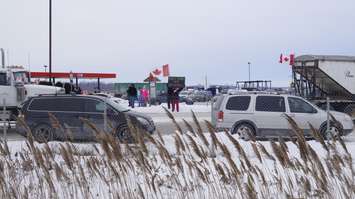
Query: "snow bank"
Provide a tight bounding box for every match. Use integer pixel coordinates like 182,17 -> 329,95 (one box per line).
1,128 -> 354,198
123,103 -> 211,114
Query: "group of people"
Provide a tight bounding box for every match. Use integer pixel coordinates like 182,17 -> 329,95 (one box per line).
126,84 -> 183,112
126,84 -> 149,108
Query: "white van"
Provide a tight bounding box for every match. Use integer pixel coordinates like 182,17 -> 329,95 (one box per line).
211,93 -> 353,140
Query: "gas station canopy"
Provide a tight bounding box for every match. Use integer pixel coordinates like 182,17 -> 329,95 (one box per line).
30,72 -> 116,79
30,71 -> 117,92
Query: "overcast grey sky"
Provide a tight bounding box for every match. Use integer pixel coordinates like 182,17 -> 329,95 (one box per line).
1,0 -> 355,86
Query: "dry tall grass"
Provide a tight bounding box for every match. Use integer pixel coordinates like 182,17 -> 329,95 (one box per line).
1,111 -> 354,198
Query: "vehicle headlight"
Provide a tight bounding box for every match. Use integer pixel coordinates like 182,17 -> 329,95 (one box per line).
344,114 -> 352,122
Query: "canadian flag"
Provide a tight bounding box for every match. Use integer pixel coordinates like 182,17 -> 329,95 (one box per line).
279,53 -> 295,65
162,64 -> 169,77
152,68 -> 161,76
152,64 -> 170,77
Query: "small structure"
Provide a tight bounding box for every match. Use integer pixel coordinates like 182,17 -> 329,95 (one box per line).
236,80 -> 272,91
143,73 -> 160,103
143,73 -> 161,82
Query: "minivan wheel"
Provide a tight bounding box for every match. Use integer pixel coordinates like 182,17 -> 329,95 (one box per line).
116,125 -> 134,143
32,124 -> 54,143
321,124 -> 341,140
233,123 -> 255,141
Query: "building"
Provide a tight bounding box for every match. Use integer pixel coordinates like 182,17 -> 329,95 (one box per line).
114,83 -> 168,95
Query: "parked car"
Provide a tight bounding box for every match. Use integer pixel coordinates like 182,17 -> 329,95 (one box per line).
179,92 -> 194,105
153,91 -> 194,105
190,91 -> 211,102
211,93 -> 354,140
16,95 -> 155,142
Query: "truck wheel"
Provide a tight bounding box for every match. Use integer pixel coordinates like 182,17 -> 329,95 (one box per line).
233,123 -> 255,141
115,125 -> 134,143
344,104 -> 355,118
32,124 -> 54,143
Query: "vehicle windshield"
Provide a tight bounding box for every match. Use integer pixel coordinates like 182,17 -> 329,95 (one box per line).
13,71 -> 29,84
107,98 -> 130,112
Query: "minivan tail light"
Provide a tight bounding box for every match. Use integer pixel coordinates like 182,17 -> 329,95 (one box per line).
18,112 -> 24,120
217,111 -> 224,122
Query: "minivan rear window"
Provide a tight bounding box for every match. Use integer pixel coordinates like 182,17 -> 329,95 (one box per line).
226,96 -> 250,111
29,98 -> 84,112
255,96 -> 285,112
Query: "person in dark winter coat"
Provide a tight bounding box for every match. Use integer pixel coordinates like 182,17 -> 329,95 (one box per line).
167,86 -> 174,109
171,87 -> 183,112
127,84 -> 138,108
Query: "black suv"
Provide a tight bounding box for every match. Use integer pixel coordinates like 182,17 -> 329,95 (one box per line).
16,95 -> 155,142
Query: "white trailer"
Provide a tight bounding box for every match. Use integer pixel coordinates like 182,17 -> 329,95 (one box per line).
292,55 -> 355,118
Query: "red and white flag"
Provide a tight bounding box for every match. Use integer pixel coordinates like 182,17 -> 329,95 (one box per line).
152,68 -> 161,76
152,64 -> 170,77
162,64 -> 169,77
279,53 -> 295,65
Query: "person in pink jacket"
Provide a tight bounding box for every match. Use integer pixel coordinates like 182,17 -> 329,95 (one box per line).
141,86 -> 149,106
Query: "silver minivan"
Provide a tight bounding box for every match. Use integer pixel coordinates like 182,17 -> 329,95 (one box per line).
212,93 -> 354,140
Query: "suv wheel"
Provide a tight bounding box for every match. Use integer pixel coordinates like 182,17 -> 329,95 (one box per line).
233,123 -> 255,141
116,125 -> 134,143
321,124 -> 341,140
32,124 -> 54,143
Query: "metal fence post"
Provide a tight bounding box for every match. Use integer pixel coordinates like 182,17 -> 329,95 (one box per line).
2,99 -> 7,142
104,100 -> 107,132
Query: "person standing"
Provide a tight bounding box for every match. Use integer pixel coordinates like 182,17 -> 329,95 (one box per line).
138,87 -> 144,107
127,84 -> 137,108
171,87 -> 183,112
167,86 -> 174,109
141,86 -> 149,106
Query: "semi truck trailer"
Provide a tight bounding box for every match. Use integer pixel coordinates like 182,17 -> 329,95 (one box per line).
292,55 -> 355,119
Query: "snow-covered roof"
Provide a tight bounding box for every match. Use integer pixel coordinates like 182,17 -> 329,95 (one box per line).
295,55 -> 355,62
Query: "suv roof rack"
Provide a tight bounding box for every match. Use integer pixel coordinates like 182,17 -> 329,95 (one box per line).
227,90 -> 282,95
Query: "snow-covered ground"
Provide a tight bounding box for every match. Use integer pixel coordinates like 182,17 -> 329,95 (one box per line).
1,99 -> 354,198
1,128 -> 354,198
120,101 -> 212,123
123,102 -> 211,114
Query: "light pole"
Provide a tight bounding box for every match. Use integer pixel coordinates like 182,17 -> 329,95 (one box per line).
248,62 -> 251,81
0,48 -> 5,68
49,0 -> 52,83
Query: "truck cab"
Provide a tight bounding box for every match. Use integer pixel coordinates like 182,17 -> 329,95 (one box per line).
0,66 -> 64,119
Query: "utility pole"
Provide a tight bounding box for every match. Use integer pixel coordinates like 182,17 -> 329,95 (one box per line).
0,48 -> 5,68
28,53 -> 31,81
205,75 -> 208,90
49,0 -> 52,83
248,62 -> 251,81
